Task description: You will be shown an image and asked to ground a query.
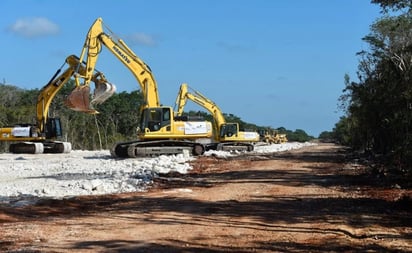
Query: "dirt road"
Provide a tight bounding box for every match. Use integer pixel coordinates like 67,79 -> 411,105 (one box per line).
0,143 -> 411,252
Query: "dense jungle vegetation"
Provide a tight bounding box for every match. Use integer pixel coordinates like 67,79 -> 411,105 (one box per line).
325,0 -> 412,174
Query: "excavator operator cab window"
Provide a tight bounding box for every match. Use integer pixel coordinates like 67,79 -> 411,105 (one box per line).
140,107 -> 172,132
148,109 -> 161,131
45,118 -> 63,139
162,108 -> 170,121
161,107 -> 171,129
220,123 -> 238,138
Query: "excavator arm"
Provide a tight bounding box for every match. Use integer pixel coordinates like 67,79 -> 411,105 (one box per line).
37,55 -> 95,133
0,54 -> 109,153
175,83 -> 226,140
175,83 -> 259,150
38,54 -> 113,131
67,17 -> 158,112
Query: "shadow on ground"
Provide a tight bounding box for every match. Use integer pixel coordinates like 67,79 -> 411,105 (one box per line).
1,144 -> 411,252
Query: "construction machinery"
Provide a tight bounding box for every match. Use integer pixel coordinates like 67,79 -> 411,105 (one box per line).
66,17 -> 213,158
258,128 -> 288,144
175,83 -> 259,152
0,55 -> 114,154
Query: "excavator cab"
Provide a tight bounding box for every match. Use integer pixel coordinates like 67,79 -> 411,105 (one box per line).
220,123 -> 238,138
139,107 -> 172,132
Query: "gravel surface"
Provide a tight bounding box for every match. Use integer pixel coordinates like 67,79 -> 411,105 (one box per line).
0,142 -> 315,205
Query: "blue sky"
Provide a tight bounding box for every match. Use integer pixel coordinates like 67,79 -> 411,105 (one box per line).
0,0 -> 381,136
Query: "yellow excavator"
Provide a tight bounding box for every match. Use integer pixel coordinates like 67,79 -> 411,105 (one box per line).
0,55 -> 114,154
65,17 -> 213,158
175,83 -> 259,152
258,128 -> 288,144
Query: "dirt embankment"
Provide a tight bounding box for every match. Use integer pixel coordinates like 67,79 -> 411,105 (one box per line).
0,143 -> 411,252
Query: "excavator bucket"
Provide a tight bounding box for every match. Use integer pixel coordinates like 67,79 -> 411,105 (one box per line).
91,80 -> 116,105
64,86 -> 98,114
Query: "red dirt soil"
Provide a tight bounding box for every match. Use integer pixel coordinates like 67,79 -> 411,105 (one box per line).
0,143 -> 411,252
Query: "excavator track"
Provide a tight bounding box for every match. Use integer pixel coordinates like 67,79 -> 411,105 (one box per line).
43,141 -> 72,153
9,141 -> 72,154
206,142 -> 254,152
9,142 -> 44,154
111,140 -> 205,158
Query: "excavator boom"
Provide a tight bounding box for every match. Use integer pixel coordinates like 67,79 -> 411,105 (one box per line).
175,83 -> 259,152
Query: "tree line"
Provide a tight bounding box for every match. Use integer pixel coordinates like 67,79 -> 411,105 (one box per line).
0,81 -> 314,152
0,81 -> 142,151
323,0 -> 412,174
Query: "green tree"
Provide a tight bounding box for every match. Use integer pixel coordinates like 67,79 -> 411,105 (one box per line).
318,131 -> 333,141
285,129 -> 314,142
371,0 -> 412,12
337,1 -> 412,172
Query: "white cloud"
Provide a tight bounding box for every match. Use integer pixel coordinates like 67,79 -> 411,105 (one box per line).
8,17 -> 59,38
